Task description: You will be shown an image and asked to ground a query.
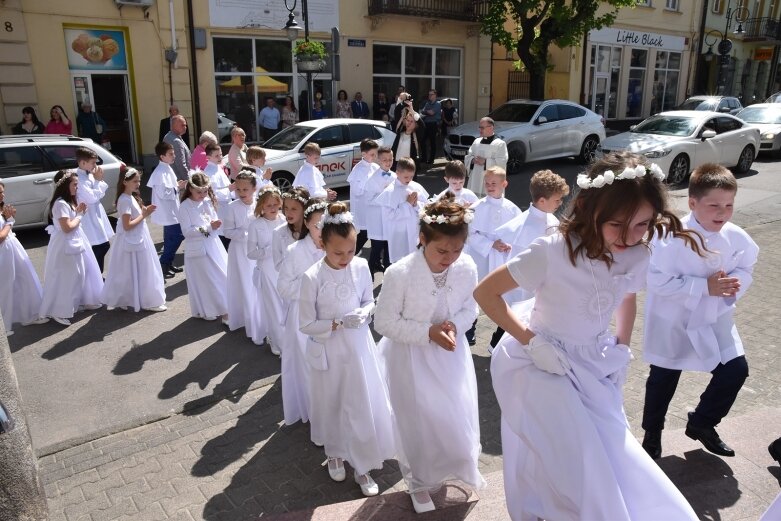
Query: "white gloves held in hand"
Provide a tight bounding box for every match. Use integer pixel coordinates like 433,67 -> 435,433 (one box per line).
342,308 -> 371,329
524,335 -> 571,376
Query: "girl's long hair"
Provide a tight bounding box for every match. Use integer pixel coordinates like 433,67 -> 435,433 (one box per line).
180,172 -> 216,208
47,170 -> 78,223
115,168 -> 144,208
283,186 -> 310,236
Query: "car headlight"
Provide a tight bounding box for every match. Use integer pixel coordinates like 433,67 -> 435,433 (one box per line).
762,132 -> 776,140
643,148 -> 672,158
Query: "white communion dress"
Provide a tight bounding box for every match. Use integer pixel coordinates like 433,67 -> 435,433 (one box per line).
246,214 -> 286,348
177,198 -> 228,319
101,194 -> 166,311
0,213 -> 43,330
375,250 -> 485,493
39,199 -> 104,319
490,234 -> 697,521
299,257 -> 395,475
223,198 -> 257,334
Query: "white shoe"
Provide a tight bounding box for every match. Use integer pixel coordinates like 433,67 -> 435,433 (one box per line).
80,304 -> 101,311
6,330 -> 13,336
107,306 -> 127,311
270,344 -> 281,356
22,317 -> 49,326
327,458 -> 346,482
222,317 -> 230,326
144,305 -> 168,312
52,317 -> 71,326
355,472 -> 379,497
411,491 -> 435,513
202,315 -> 218,321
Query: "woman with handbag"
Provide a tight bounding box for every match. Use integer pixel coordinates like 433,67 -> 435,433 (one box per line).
76,102 -> 108,145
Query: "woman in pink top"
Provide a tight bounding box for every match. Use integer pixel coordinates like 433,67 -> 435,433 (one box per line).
44,105 -> 73,135
191,131 -> 217,171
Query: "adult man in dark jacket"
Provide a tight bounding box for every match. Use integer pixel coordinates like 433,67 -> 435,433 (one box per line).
159,105 -> 190,146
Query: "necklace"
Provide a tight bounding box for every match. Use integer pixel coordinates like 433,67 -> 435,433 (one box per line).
432,268 -> 449,290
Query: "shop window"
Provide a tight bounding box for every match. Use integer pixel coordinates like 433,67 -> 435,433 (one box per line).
214,38 -> 252,73
627,49 -> 647,118
255,40 -> 293,73
665,0 -> 679,9
651,51 -> 682,114
374,45 -> 402,75
405,47 -> 433,75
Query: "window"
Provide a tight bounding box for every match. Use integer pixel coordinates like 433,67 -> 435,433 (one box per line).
712,0 -> 724,12
559,104 -> 586,120
40,145 -> 94,170
538,104 -> 560,123
651,51 -> 682,113
0,147 -> 45,179
717,117 -> 742,132
308,125 -> 347,149
636,0 -> 651,5
348,124 -> 382,142
627,49 -> 647,118
665,0 -> 679,9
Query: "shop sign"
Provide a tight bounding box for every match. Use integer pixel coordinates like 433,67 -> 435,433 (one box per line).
64,28 -> 128,70
755,48 -> 774,61
348,39 -> 366,47
589,28 -> 685,52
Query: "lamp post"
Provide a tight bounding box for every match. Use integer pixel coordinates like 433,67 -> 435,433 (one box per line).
702,0 -> 750,94
284,0 -> 312,121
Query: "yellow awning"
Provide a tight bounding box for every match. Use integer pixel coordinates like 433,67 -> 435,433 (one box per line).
219,67 -> 289,93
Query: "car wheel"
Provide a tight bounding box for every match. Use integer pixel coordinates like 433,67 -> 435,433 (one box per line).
272,171 -> 294,192
734,145 -> 755,174
506,143 -> 526,175
579,135 -> 600,164
667,154 -> 689,184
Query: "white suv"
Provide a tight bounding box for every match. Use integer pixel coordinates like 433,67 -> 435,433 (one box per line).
444,99 -> 606,173
0,135 -> 125,229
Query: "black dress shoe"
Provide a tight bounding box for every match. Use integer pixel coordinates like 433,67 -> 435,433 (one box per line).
685,415 -> 735,457
169,265 -> 184,273
642,430 -> 662,460
160,264 -> 176,278
769,438 -> 781,464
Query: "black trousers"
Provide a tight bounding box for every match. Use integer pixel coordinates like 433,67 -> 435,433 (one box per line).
92,241 -> 110,273
642,356 -> 749,432
356,229 -> 369,256
368,239 -> 390,272
423,121 -> 438,163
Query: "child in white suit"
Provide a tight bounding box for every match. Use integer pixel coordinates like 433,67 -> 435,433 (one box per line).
147,142 -> 186,277
430,160 -> 478,207
346,139 -> 380,255
364,146 -> 396,274
75,147 -> 114,272
293,142 -> 336,201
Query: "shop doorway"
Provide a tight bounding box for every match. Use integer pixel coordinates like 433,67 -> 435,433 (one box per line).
588,45 -> 621,120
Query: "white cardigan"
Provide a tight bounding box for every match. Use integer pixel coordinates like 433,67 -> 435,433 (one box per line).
374,249 -> 478,345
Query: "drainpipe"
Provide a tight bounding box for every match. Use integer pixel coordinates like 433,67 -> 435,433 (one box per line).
186,0 -> 201,139
168,0 -> 176,107
693,0 -> 709,93
579,33 -> 588,106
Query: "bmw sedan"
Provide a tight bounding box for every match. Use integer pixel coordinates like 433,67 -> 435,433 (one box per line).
600,111 -> 760,184
736,103 -> 781,157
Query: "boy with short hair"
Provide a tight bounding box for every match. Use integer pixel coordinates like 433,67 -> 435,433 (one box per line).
432,160 -> 478,207
245,146 -> 273,193
293,142 -> 337,201
204,143 -> 232,248
464,166 -> 521,345
365,146 -> 396,274
75,146 -> 114,273
147,142 -> 186,277
376,157 -> 429,264
641,163 -> 759,460
347,139 -> 380,254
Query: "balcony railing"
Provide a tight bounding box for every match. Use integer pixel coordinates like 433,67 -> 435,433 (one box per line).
741,17 -> 781,42
368,0 -> 488,22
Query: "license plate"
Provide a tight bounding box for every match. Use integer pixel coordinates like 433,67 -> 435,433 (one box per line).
451,149 -> 465,157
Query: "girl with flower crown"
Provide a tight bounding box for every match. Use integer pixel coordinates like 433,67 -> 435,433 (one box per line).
374,194 -> 485,514
474,152 -> 699,520
298,202 -> 395,497
39,170 -> 104,326
272,187 -> 310,272
101,169 -> 167,313
178,172 -> 228,321
276,198 -> 327,428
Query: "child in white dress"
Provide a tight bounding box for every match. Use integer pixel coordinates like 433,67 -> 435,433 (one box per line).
299,202 -> 395,497
0,181 -> 47,335
272,187 -> 309,271
277,198 -> 327,427
474,152 -> 699,521
375,157 -> 429,264
247,186 -> 286,352
374,194 -> 485,514
39,171 -> 104,326
223,171 -> 258,334
203,143 -> 234,250
178,172 -> 228,321
101,169 -> 167,312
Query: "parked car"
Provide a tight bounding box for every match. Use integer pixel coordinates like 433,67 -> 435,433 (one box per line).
443,99 -> 605,174
673,96 -> 743,115
736,103 -> 781,157
600,111 -> 760,184
217,113 -> 237,142
0,135 -> 125,229
260,119 -> 395,191
765,92 -> 781,103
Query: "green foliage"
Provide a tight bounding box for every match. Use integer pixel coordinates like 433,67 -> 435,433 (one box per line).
293,39 -> 327,58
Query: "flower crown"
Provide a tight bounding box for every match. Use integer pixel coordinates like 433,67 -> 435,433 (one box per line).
576,163 -> 665,190
55,171 -> 76,187
188,178 -> 211,190
317,210 -> 354,229
282,192 -> 307,205
419,209 -> 474,225
257,185 -> 281,200
124,168 -> 139,180
303,201 -> 329,218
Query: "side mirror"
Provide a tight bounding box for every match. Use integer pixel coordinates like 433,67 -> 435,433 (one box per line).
535,116 -> 548,125
719,106 -> 731,113
629,124 -> 637,131
701,129 -> 717,139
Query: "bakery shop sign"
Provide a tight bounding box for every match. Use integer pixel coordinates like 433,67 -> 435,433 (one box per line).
590,28 -> 686,52
64,28 -> 128,71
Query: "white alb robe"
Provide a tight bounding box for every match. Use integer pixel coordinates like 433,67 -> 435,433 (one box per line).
465,196 -> 521,281
0,214 -> 43,330
464,137 -> 508,197
247,214 -> 286,348
364,169 -> 396,240
375,179 -> 428,263
347,159 -> 380,231
223,199 -> 257,333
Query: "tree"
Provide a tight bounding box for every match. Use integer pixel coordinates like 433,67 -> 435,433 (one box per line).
479,0 -> 636,100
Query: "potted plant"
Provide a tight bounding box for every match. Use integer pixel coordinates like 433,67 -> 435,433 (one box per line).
294,39 -> 327,72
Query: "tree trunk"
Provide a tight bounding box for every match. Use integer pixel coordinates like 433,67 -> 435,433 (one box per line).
0,316 -> 48,521
516,39 -> 549,100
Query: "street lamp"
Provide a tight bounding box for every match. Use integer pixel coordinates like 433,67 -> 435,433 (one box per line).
283,0 -> 312,120
704,0 -> 750,94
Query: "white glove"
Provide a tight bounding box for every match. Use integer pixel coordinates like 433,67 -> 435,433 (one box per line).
523,336 -> 571,376
342,308 -> 370,329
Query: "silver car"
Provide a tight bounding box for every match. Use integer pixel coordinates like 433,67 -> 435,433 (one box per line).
0,135 -> 125,229
736,103 -> 781,157
443,99 -> 606,174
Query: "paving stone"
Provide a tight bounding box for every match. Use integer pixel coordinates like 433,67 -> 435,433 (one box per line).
81,470 -> 125,501
90,497 -> 139,521
158,485 -> 207,517
131,483 -> 178,511
106,479 -> 151,504
63,493 -> 111,521
96,455 -> 138,479
116,502 -> 167,521
54,441 -> 96,462
56,469 -> 101,495
71,453 -> 113,474
119,457 -> 162,484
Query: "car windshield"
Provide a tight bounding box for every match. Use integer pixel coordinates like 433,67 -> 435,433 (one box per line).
737,107 -> 781,124
632,115 -> 699,136
678,98 -> 717,111
487,102 -> 539,123
262,125 -> 314,150
765,92 -> 781,103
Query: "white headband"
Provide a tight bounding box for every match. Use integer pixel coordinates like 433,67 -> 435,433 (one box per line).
282,192 -> 307,205
419,209 -> 474,225
55,171 -> 76,187
317,210 -> 354,229
576,163 -> 665,190
303,201 -> 329,218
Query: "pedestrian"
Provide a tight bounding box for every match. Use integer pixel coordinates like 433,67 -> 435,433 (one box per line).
44,105 -> 73,135
277,199 -> 327,428
390,85 -> 406,128
465,117 -> 508,197
159,105 -> 189,145
475,152 -> 699,521
293,143 -> 337,201
373,92 -> 391,122
0,181 -> 47,336
281,95 -> 298,129
364,147 -> 395,275
163,115 -> 191,181
100,168 -> 167,313
272,187 -> 309,271
351,92 -> 370,119
223,171 -> 258,336
227,126 -> 247,179
374,194 -> 485,513
203,143 -> 233,251
311,101 -> 326,120
391,105 -> 421,170
12,106 -> 44,135
246,186 -> 286,353
177,172 -> 228,322
147,142 -> 186,278
191,131 -> 218,171
39,170 -> 104,326
419,89 -> 441,164
75,103 -> 107,143
441,98 -> 456,136
346,139 -> 380,254
257,97 -> 281,141
430,160 -> 478,207
75,147 -> 114,272
335,90 -> 352,118
641,163 -> 759,460
245,146 -> 273,194
299,202 -> 394,497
